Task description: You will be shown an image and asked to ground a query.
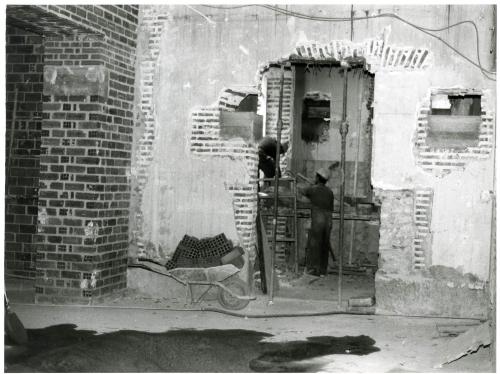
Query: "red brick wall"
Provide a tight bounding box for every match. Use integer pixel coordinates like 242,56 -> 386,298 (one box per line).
5,26 -> 44,278
23,5 -> 139,303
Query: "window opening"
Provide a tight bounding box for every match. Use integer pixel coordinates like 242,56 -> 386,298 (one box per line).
301,91 -> 331,143
427,94 -> 482,149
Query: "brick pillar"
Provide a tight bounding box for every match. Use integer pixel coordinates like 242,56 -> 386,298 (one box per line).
5,26 -> 44,278
36,36 -> 130,303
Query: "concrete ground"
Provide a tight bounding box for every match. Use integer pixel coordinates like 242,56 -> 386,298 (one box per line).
275,270 -> 375,302
5,298 -> 493,372
5,277 -> 493,372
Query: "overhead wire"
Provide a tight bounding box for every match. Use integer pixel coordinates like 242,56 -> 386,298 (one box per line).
200,4 -> 496,80
260,5 -> 497,80
262,5 -> 497,81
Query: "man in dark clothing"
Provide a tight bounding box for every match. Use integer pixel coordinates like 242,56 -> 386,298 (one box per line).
258,136 -> 289,178
298,166 -> 335,276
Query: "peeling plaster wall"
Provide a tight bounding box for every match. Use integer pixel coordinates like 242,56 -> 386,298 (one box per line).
133,5 -> 264,259
372,72 -> 495,281
367,7 -> 495,317
132,5 -> 495,317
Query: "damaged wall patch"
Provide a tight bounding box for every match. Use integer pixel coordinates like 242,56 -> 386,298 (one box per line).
414,88 -> 494,177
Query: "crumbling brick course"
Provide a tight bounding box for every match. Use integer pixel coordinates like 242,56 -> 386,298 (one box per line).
414,89 -> 494,177
189,107 -> 259,257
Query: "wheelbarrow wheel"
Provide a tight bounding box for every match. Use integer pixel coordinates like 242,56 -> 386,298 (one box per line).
217,277 -> 250,310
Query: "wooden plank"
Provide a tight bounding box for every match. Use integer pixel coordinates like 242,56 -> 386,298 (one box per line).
256,213 -> 279,295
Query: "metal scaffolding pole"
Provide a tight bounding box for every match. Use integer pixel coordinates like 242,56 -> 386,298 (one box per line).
338,63 -> 350,306
348,72 -> 364,265
269,64 -> 285,302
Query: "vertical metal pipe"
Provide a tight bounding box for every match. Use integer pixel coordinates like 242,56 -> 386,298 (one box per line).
487,102 -> 496,365
348,72 -> 363,265
338,64 -> 349,306
350,5 -> 354,41
269,65 -> 285,302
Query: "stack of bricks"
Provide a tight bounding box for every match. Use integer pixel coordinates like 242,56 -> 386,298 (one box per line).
28,5 -> 139,303
415,89 -> 494,177
5,26 -> 44,278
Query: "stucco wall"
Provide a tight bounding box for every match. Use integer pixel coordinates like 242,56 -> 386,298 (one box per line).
372,71 -> 495,281
132,4 -> 496,311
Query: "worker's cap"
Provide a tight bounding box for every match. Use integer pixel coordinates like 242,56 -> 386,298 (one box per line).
316,167 -> 331,180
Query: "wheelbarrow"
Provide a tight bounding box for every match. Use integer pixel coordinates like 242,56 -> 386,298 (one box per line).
132,262 -> 255,310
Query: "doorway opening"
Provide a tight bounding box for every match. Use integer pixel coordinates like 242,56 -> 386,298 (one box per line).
258,64 -> 379,306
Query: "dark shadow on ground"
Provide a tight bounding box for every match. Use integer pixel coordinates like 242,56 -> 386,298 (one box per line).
5,324 -> 379,372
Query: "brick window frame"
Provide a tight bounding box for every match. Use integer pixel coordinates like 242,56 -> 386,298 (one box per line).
415,88 -> 494,177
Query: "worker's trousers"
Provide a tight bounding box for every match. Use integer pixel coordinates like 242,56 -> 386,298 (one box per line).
306,208 -> 333,276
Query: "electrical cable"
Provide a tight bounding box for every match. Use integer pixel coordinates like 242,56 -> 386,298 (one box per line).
8,301 -> 486,321
260,5 -> 497,78
200,4 -> 496,80
264,5 -> 496,80
6,272 -> 487,321
7,272 -> 486,321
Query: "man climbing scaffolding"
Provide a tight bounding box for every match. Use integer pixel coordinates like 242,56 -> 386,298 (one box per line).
257,136 -> 289,178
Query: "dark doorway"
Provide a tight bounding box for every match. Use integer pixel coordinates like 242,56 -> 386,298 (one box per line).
273,65 -> 379,305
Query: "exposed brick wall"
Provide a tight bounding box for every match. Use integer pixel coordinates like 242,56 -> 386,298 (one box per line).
133,7 -> 262,260
28,5 -> 138,303
413,189 -> 433,270
415,89 -> 494,177
262,68 -> 293,153
262,214 -> 291,264
294,32 -> 431,72
130,6 -> 166,257
375,189 -> 416,276
261,68 -> 298,265
189,107 -> 259,257
5,26 -> 44,278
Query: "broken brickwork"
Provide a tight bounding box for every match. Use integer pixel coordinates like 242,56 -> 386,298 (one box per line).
189,107 -> 259,256
414,89 -> 494,177
130,6 -> 166,257
261,68 -> 293,172
294,33 -> 431,73
260,68 -> 294,261
375,189 -> 416,276
412,189 -> 433,270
